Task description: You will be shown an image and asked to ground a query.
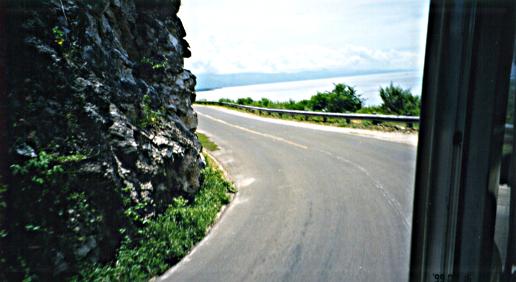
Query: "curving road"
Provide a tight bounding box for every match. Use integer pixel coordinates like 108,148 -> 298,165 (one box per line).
159,105 -> 417,282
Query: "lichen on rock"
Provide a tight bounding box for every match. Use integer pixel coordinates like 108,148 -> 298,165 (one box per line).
3,0 -> 202,279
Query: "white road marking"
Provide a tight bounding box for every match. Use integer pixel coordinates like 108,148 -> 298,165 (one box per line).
237,177 -> 256,188
318,148 -> 411,230
198,112 -> 308,150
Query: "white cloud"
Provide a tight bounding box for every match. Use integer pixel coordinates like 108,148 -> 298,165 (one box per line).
179,0 -> 429,75
186,43 -> 418,74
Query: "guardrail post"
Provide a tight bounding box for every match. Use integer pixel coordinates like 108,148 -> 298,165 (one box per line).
407,122 -> 413,129
346,118 -> 351,124
323,116 -> 327,122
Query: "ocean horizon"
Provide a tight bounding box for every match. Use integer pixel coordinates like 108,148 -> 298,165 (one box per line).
196,71 -> 423,107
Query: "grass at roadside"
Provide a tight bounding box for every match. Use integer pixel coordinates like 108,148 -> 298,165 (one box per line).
76,154 -> 235,281
198,103 -> 419,133
197,132 -> 219,151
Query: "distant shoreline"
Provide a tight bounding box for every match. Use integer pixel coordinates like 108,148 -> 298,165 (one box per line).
195,69 -> 414,92
197,88 -> 219,92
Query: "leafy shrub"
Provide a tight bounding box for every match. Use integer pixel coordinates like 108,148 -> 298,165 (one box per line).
379,83 -> 420,116
52,26 -> 65,46
357,106 -> 385,114
236,97 -> 254,105
259,98 -> 272,107
281,99 -> 309,111
5,151 -> 105,281
309,83 -> 363,113
9,151 -> 80,185
139,94 -> 164,128
141,56 -> 169,70
218,98 -> 234,104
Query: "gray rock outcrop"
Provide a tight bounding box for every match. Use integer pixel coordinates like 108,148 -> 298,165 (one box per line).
3,0 -> 202,279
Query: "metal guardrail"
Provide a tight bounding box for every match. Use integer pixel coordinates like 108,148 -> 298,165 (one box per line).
195,100 -> 420,125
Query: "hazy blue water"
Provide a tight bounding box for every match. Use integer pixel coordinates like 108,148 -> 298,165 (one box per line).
196,71 -> 423,106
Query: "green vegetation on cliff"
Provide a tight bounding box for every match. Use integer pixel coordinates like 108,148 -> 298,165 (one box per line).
77,155 -> 235,281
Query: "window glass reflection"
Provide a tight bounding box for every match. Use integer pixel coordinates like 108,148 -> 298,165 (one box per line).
494,41 -> 516,282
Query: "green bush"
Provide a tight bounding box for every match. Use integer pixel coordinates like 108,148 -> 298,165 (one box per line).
5,151 -> 104,281
309,83 -> 363,113
218,98 -> 234,104
258,98 -> 272,107
139,94 -> 164,128
379,83 -> 420,116
282,99 -> 308,110
236,97 -> 254,105
141,56 -> 169,71
357,106 -> 386,114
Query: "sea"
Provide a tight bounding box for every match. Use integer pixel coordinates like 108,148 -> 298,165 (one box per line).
196,71 -> 423,107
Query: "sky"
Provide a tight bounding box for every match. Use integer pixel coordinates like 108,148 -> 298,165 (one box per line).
179,0 -> 430,75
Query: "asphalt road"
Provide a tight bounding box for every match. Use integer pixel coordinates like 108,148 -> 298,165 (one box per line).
160,106 -> 417,282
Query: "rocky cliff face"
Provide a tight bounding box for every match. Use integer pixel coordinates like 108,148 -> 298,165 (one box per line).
3,0 -> 201,279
